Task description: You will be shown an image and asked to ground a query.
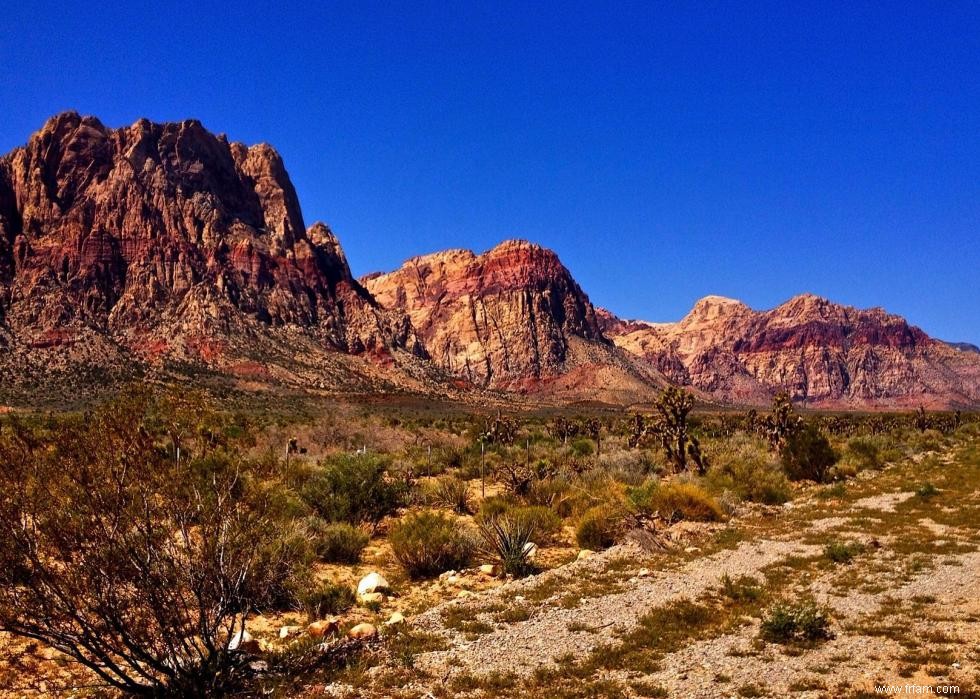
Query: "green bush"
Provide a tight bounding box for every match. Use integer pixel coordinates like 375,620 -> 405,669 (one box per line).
780,424 -> 837,483
843,436 -> 883,471
390,511 -> 474,579
575,505 -> 620,550
706,441 -> 791,505
301,453 -> 403,525
570,437 -> 594,457
307,519 -> 369,563
824,540 -> 865,565
430,475 -> 472,514
478,494 -> 518,519
509,505 -> 563,544
300,581 -> 356,618
628,479 -> 725,523
760,601 -> 832,643
720,573 -> 762,603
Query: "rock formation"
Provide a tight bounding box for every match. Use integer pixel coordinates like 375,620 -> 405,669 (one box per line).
362,241 -> 608,388
602,294 -> 980,408
0,112 -> 422,391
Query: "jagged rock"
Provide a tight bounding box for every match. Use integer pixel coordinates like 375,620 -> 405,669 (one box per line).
363,241 -> 608,388
0,111 -> 422,394
601,294 -> 980,408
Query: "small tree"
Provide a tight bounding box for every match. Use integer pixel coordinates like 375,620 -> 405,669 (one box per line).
654,387 -> 695,472
762,392 -> 803,452
0,388 -> 304,695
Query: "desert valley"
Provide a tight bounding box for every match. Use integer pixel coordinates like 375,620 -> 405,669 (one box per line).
0,111 -> 978,699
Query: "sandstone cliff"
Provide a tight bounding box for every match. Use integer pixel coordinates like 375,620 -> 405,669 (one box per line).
0,112 -> 424,395
602,294 -> 980,408
362,241 -> 609,388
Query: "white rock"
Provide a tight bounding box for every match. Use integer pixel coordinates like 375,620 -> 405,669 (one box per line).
479,563 -> 499,575
523,542 -> 539,559
360,591 -> 385,605
576,549 -> 594,560
357,572 -> 390,597
279,625 -> 301,639
228,629 -> 252,651
385,611 -> 406,625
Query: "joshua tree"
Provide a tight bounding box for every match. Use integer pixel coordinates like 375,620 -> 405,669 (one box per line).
762,391 -> 803,452
914,406 -> 929,433
654,386 -> 695,472
549,416 -> 578,444
482,414 -> 519,445
584,417 -> 603,456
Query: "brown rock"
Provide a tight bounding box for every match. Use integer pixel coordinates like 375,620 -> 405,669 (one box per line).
347,622 -> 377,640
602,294 -> 980,408
307,618 -> 340,639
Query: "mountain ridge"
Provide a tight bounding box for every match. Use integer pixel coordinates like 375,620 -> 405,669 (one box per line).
1,112 -> 977,409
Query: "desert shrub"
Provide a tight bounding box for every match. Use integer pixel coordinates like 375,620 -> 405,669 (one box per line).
706,440 -> 791,505
628,479 -> 725,523
720,573 -> 762,603
760,602 -> 832,643
430,475 -> 473,514
843,436 -> 883,471
917,482 -> 940,498
509,505 -> 563,544
599,448 -> 660,485
0,389 -> 307,695
575,505 -> 621,550
525,476 -> 574,515
477,516 -> 537,577
824,540 -> 865,564
390,511 -> 474,578
301,453 -> 403,525
300,581 -> 356,618
478,494 -> 519,519
570,437 -> 595,457
780,424 -> 837,482
307,519 -> 370,563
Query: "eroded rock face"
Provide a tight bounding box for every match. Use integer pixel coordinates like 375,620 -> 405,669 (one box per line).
362,240 -> 608,387
603,294 -> 980,408
0,112 -> 413,361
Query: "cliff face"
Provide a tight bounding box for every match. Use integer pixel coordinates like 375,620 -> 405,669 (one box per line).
0,112 -> 415,361
362,240 -> 608,388
603,294 -> 980,408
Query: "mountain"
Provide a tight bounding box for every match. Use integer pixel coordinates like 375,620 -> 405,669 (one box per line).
945,341 -> 980,354
601,294 -> 980,408
0,112 -> 428,401
2,112 -> 977,409
362,241 -> 669,402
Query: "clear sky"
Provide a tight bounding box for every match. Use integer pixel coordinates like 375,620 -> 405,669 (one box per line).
3,2 -> 978,342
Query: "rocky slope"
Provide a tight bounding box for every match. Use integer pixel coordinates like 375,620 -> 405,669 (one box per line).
601,294 -> 980,408
0,112 -> 429,400
362,241 -> 606,387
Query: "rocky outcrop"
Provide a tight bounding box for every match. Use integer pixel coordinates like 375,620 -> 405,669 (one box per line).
0,112 -> 418,367
603,294 -> 980,408
363,241 -> 608,388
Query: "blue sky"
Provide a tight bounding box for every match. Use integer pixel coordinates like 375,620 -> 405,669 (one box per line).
3,2 -> 978,341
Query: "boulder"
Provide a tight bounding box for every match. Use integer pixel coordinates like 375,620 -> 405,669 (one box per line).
279,625 -> 302,640
385,612 -> 406,626
357,572 -> 390,597
307,618 -> 340,639
347,623 -> 378,640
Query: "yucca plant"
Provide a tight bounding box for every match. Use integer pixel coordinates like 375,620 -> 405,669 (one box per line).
432,475 -> 473,514
477,516 -> 537,578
